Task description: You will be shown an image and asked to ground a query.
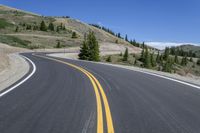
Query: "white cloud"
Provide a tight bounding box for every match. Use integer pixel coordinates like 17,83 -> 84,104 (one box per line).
145,42 -> 200,50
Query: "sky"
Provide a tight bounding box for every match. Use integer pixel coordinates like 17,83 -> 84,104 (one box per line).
0,0 -> 200,45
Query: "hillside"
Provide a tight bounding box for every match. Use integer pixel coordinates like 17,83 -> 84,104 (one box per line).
0,5 -> 138,51
168,44 -> 200,58
175,45 -> 200,57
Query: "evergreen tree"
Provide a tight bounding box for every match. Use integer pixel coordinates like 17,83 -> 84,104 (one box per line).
15,26 -> 19,32
78,40 -> 89,60
144,47 -> 151,68
123,48 -> 129,61
174,54 -> 179,64
48,22 -> 55,31
151,53 -> 156,67
56,41 -> 61,48
72,32 -> 78,38
189,57 -> 193,62
87,31 -> 100,61
26,25 -> 32,30
181,56 -> 188,66
142,42 -> 145,49
163,58 -> 172,73
117,33 -> 121,38
106,56 -> 112,62
140,48 -> 145,62
79,32 -> 100,61
197,58 -> 200,66
40,21 -> 47,31
56,26 -> 60,32
125,34 -> 128,42
164,47 -> 170,60
156,51 -> 160,63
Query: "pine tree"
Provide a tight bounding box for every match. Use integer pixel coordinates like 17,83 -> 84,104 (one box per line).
15,26 -> 19,32
197,58 -> 200,66
142,42 -> 145,49
87,31 -> 100,61
174,54 -> 179,64
72,32 -> 78,38
117,33 -> 121,38
140,48 -> 145,62
123,48 -> 129,61
48,22 -> 55,31
151,53 -> 156,67
189,57 -> 193,62
40,21 -> 47,31
144,47 -> 151,68
181,56 -> 188,66
163,58 -> 172,73
106,56 -> 112,62
156,51 -> 160,63
56,41 -> 61,48
164,47 -> 170,61
78,40 -> 89,60
56,26 -> 60,32
125,35 -> 128,42
79,32 -> 100,61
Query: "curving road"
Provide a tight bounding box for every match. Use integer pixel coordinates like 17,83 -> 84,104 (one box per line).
0,53 -> 200,133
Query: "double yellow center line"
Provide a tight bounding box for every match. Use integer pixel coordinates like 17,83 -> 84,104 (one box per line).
35,55 -> 114,133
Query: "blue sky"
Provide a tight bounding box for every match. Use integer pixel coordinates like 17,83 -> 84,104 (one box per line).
1,0 -> 200,44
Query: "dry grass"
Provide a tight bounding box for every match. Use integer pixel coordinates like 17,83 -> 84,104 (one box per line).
0,43 -> 30,71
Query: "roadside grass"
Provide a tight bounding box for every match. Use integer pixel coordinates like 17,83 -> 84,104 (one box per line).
0,35 -> 31,48
0,18 -> 13,29
102,54 -> 200,76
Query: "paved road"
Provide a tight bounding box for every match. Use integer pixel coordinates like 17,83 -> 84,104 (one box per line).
0,53 -> 200,133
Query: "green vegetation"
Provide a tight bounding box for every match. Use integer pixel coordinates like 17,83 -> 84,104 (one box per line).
55,41 -> 61,48
169,45 -> 200,58
102,45 -> 200,76
48,22 -> 55,31
72,31 -> 78,38
197,59 -> 200,66
106,56 -> 112,62
0,35 -> 31,48
123,48 -> 129,61
0,18 -> 13,29
40,21 -> 47,31
79,31 -> 100,61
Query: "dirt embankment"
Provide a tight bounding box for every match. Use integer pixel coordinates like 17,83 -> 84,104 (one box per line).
0,43 -> 30,91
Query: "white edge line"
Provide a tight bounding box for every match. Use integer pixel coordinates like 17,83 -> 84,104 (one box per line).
126,69 -> 200,89
61,56 -> 200,89
48,54 -> 200,89
0,55 -> 36,98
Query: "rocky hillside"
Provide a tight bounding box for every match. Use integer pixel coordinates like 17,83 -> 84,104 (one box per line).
0,5 -> 138,51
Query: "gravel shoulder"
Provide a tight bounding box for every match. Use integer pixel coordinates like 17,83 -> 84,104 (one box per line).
0,43 -> 30,92
49,53 -> 200,86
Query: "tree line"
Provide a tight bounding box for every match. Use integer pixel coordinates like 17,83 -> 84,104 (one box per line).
15,21 -> 78,38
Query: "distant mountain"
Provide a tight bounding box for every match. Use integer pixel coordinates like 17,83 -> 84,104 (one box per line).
174,44 -> 200,58
146,42 -> 200,50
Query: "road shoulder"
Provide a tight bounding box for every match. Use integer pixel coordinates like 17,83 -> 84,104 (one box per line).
0,53 -> 29,92
48,53 -> 200,87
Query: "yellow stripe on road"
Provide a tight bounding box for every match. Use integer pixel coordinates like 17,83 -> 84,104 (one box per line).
34,55 -> 114,133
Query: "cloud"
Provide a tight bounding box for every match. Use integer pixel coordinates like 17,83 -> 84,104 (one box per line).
145,42 -> 200,50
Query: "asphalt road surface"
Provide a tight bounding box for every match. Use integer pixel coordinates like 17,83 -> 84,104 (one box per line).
0,53 -> 200,133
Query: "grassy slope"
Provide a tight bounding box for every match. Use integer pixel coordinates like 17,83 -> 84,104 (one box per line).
102,53 -> 200,76
178,45 -> 200,57
0,5 -> 130,49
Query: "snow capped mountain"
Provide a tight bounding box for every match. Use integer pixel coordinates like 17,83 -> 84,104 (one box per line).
145,42 -> 200,50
